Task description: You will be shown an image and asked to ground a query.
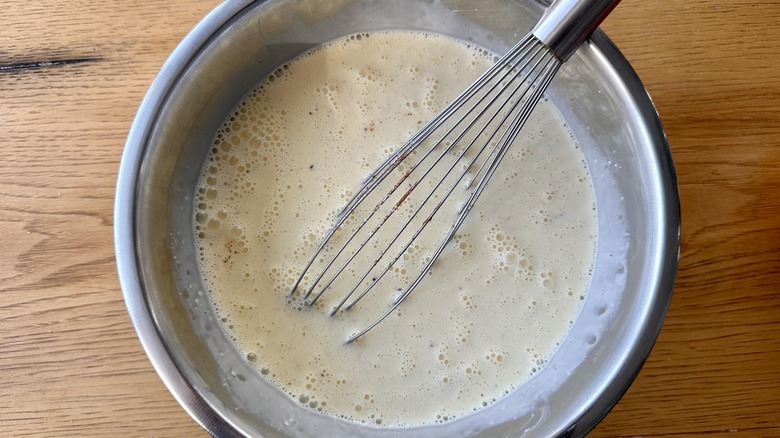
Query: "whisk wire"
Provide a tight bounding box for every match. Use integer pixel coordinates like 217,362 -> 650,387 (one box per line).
340,40 -> 560,311
293,36 -> 562,342
328,39 -> 556,312
344,44 -> 562,344
293,36 -> 545,304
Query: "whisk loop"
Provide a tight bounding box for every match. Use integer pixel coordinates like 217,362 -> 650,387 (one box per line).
288,0 -> 621,343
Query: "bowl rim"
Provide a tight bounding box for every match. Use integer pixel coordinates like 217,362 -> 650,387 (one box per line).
114,0 -> 680,436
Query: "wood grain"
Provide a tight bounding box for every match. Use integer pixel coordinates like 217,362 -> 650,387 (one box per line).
0,2 -> 218,436
1,1 -> 779,437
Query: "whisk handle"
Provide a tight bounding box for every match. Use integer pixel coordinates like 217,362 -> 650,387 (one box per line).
531,0 -> 621,61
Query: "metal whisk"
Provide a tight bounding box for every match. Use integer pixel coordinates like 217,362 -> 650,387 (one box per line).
290,0 -> 621,343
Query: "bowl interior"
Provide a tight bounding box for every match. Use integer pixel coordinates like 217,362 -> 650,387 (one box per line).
120,0 -> 678,436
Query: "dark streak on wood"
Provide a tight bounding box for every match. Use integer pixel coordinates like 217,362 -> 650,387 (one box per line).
0,57 -> 102,72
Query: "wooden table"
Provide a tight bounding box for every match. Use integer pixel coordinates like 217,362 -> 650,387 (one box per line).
2,1 -> 779,436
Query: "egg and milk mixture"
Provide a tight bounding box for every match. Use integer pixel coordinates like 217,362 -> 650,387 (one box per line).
193,31 -> 596,426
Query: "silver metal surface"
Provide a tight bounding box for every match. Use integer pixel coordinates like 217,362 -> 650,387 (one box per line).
532,0 -> 621,61
115,0 -> 679,436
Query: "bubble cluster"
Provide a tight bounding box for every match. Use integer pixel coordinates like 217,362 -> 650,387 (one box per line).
452,233 -> 474,257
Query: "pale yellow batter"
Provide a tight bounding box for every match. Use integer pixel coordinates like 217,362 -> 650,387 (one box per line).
194,31 -> 596,426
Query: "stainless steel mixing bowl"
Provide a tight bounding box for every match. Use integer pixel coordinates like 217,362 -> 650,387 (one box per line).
114,0 -> 680,436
